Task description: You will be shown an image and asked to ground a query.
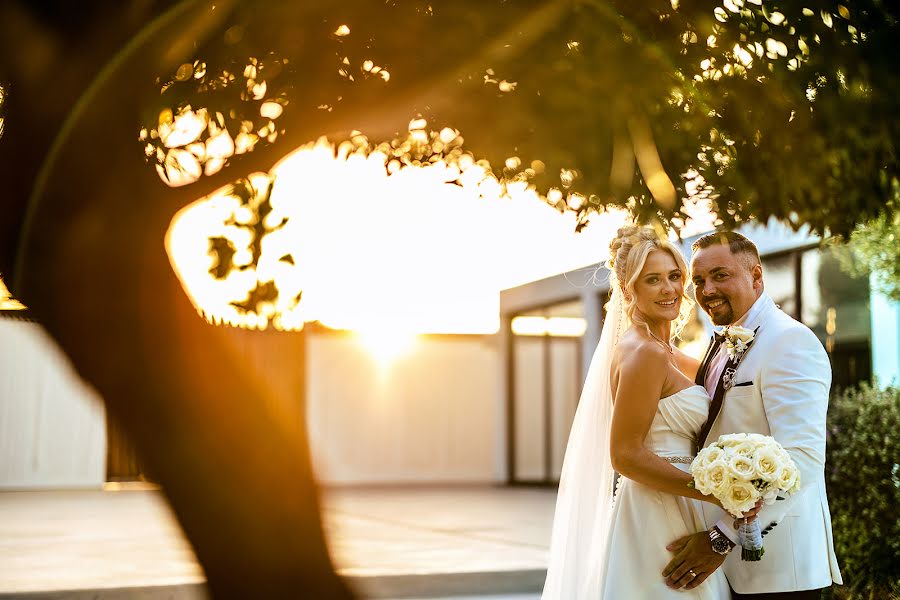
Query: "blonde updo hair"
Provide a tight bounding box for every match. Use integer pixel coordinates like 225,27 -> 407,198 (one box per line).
607,225 -> 694,341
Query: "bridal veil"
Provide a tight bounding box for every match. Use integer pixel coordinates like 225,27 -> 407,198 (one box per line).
540,283 -> 628,599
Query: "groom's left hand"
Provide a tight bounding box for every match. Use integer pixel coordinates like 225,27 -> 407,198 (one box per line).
662,532 -> 726,590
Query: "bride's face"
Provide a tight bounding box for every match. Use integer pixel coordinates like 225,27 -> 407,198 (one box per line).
631,249 -> 684,323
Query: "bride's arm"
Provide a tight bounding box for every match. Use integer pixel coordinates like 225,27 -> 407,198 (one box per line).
609,342 -> 718,505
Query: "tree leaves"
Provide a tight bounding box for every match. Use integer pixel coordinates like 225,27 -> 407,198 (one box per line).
833,205 -> 900,301
134,1 -> 900,239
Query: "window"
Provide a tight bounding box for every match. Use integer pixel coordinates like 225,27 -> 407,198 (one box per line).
801,248 -> 871,389
511,299 -> 584,483
762,253 -> 797,318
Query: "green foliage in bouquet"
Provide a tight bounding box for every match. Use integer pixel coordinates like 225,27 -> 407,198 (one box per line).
826,384 -> 900,600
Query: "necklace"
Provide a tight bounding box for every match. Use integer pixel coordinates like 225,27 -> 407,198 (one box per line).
648,329 -> 674,354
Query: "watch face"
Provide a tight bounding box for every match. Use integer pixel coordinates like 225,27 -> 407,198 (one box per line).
712,537 -> 731,555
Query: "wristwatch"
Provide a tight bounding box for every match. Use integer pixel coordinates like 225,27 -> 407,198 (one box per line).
708,527 -> 734,556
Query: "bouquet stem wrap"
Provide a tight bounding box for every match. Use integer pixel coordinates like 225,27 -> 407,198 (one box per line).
738,519 -> 764,561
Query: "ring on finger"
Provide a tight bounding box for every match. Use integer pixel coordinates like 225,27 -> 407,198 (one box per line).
688,569 -> 697,579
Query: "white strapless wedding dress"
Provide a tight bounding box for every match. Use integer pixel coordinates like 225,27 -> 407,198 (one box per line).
598,384 -> 730,599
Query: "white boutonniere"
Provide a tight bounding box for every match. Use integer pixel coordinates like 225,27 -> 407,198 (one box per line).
722,325 -> 756,362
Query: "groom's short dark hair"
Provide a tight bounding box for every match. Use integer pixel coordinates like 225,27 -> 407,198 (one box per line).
691,231 -> 761,268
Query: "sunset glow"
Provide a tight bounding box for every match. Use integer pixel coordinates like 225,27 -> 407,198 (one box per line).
166,128 -> 638,335
166,123 -> 715,339
354,326 -> 418,370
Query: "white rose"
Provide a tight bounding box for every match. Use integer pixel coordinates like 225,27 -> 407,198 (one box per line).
692,447 -> 711,465
692,469 -> 712,495
723,480 -> 760,517
752,447 -> 782,483
726,325 -> 755,343
765,437 -> 785,450
762,488 -> 779,505
727,454 -> 756,482
718,433 -> 748,447
774,447 -> 792,466
776,464 -> 799,492
705,461 -> 733,497
746,433 -> 769,445
732,441 -> 757,458
694,446 -> 725,469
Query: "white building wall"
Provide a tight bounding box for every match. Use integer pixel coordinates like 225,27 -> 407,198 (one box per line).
0,319 -> 501,488
0,318 -> 106,489
306,332 -> 500,484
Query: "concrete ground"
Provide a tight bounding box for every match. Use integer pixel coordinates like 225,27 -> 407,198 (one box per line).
0,485 -> 555,599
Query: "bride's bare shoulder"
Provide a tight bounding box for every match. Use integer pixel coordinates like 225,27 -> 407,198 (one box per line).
611,329 -> 669,399
614,328 -> 669,371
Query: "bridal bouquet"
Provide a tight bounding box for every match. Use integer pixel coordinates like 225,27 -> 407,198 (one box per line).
690,433 -> 801,560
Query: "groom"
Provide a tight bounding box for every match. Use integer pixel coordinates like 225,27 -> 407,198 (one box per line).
662,232 -> 842,599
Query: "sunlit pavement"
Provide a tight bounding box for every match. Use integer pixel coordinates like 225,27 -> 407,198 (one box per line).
0,485 -> 554,599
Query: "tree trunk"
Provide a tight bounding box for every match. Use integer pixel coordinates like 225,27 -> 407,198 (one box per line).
1,1 -> 353,597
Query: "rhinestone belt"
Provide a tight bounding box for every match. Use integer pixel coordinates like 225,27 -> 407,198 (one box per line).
662,456 -> 694,464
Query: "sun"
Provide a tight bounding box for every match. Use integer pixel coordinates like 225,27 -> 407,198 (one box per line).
354,326 -> 417,371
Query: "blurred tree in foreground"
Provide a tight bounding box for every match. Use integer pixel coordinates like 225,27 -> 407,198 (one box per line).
1,1 -> 900,598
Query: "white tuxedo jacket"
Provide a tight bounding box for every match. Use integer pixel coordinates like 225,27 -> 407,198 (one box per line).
699,297 -> 843,594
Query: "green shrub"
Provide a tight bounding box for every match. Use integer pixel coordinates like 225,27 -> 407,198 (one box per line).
826,383 -> 900,600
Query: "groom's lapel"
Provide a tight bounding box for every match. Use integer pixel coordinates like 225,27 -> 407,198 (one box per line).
697,327 -> 760,448
694,335 -> 721,386
697,355 -> 736,448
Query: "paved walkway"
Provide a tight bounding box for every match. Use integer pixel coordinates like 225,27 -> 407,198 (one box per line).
0,485 -> 555,599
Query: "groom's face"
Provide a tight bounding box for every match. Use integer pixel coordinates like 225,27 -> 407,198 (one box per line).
690,245 -> 763,326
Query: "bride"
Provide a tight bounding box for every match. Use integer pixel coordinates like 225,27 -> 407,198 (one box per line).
541,226 -> 748,599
